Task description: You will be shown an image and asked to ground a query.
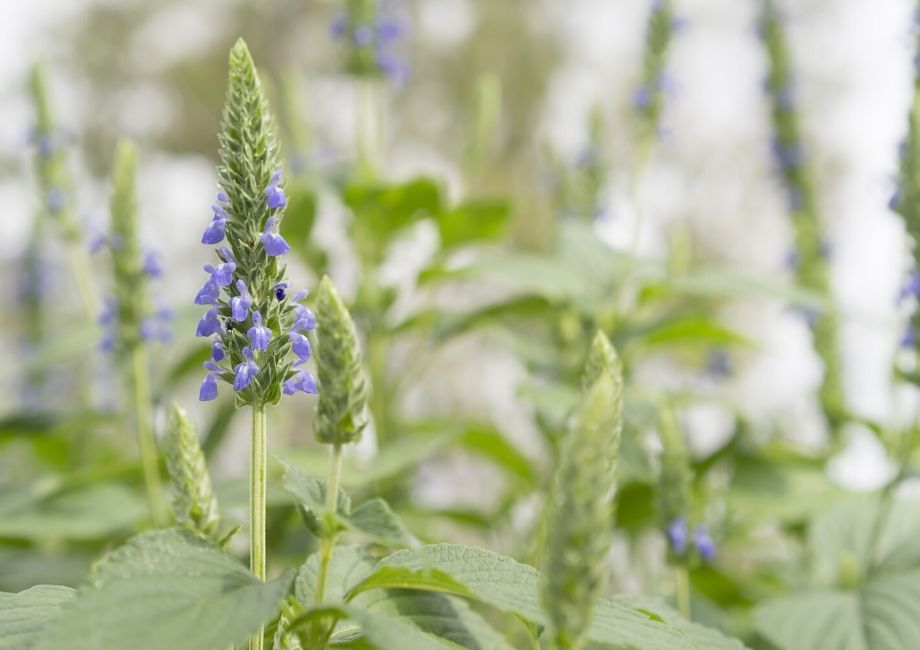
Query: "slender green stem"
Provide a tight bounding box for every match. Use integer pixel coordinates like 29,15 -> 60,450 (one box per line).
314,443 -> 343,604
250,404 -> 268,650
356,79 -> 382,179
67,239 -> 98,322
674,565 -> 691,619
131,346 -> 165,527
368,330 -> 390,447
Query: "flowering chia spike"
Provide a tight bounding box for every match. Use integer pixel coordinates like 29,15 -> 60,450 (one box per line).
634,0 -> 681,143
551,106 -> 610,222
893,7 -> 920,362
543,331 -> 623,650
166,404 -> 220,538
193,38 -> 318,409
758,0 -> 845,434
658,408 -> 692,562
694,524 -> 716,561
314,276 -> 367,445
331,0 -> 410,82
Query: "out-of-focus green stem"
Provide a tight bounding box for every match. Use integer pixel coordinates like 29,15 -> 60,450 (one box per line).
250,404 -> 268,650
675,565 -> 691,619
368,329 -> 391,447
314,444 -> 343,604
356,79 -> 382,179
131,346 -> 164,527
67,239 -> 97,322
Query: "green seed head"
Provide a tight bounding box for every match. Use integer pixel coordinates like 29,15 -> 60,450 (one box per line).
165,403 -> 220,537
543,331 -> 623,650
314,276 -> 368,446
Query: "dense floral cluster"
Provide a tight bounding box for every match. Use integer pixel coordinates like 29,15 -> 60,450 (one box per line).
194,40 -> 317,407
331,0 -> 409,82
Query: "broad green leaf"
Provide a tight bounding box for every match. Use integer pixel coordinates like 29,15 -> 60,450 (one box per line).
436,199 -> 510,249
0,585 -> 74,650
634,316 -> 752,349
454,424 -> 536,485
0,482 -> 146,541
347,544 -> 747,650
641,269 -> 825,310
754,496 -> 920,650
295,547 -> 512,649
280,457 -> 351,536
287,604 -> 452,649
35,528 -> 292,650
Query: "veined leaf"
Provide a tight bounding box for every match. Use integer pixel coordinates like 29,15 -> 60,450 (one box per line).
754,496 -> 920,650
0,585 -> 74,650
347,544 -> 748,650
35,528 -> 292,650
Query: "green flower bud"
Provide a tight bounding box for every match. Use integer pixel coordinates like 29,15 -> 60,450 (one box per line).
543,331 -> 623,650
314,276 -> 368,445
165,403 -> 220,537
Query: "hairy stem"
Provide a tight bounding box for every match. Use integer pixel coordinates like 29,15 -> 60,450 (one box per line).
131,346 -> 164,527
250,404 -> 268,650
314,443 -> 343,604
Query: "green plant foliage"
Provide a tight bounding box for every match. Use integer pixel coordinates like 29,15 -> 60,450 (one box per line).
0,585 -> 74,650
34,528 -> 292,650
165,404 -> 220,537
754,496 -> 920,650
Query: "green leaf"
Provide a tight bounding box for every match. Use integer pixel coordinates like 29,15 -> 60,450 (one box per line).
0,585 -> 74,650
453,423 -> 536,485
436,199 -> 510,249
347,544 -> 747,650
281,460 -> 414,548
294,547 -> 512,649
754,496 -> 920,650
0,482 -> 146,541
35,528 -> 292,650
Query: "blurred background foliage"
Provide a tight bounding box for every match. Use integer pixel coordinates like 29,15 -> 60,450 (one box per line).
4,1 -> 920,648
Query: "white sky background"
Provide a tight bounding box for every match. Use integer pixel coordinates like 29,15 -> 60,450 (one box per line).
1,0 -> 917,489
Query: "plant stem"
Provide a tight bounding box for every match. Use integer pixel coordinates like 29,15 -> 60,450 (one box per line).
675,565 -> 691,619
368,330 -> 390,447
131,346 -> 165,527
67,240 -> 97,322
314,443 -> 343,604
250,404 -> 268,650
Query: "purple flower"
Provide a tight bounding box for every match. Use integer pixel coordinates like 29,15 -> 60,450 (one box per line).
211,339 -> 225,361
230,279 -> 252,321
233,347 -> 259,391
98,297 -> 117,326
290,331 -> 312,365
46,188 -> 66,213
890,190 -> 901,212
247,310 -> 272,351
204,262 -> 236,287
902,324 -> 916,349
330,12 -> 347,38
87,229 -> 107,254
196,308 -> 222,337
260,217 -> 291,256
706,349 -> 731,378
217,190 -> 229,203
666,517 -> 688,554
201,214 -> 227,244
199,373 -> 219,401
264,170 -> 287,209
195,280 -> 220,306
274,282 -> 289,301
143,251 -> 163,279
899,271 -> 920,304
694,525 -> 716,561
283,370 -> 317,395
292,304 -> 316,331
354,25 -> 374,46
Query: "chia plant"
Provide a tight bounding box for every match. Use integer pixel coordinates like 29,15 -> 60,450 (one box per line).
758,0 -> 846,437
549,105 -> 609,222
193,38 -> 317,650
657,407 -> 715,617
892,6 -> 920,368
165,403 -> 220,539
633,0 -> 682,155
330,0 -> 410,176
542,331 -> 623,650
102,139 -> 167,526
27,62 -> 97,320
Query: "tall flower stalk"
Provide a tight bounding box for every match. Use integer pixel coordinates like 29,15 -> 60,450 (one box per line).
543,331 -> 623,650
758,0 -> 845,437
633,0 -> 680,159
311,275 -> 369,604
28,62 -> 97,321
105,140 -> 166,526
194,39 -> 317,650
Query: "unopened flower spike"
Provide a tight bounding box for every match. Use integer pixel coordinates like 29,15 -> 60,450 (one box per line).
166,404 -> 220,537
314,275 -> 368,444
543,331 -> 623,650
